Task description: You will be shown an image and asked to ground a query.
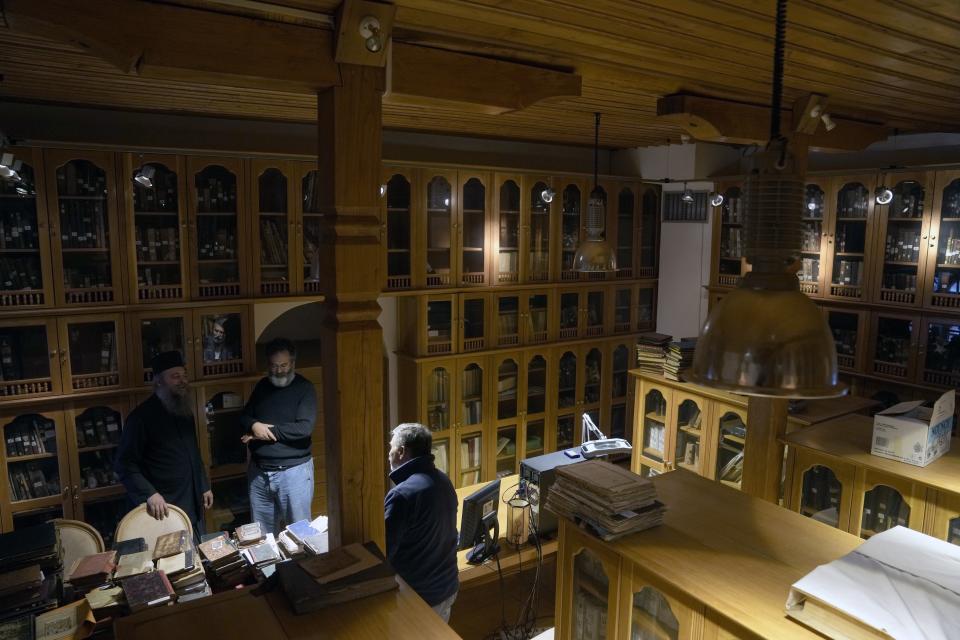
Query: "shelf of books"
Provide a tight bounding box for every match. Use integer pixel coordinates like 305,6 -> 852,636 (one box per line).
252,161 -> 294,296
189,158 -> 246,300
0,147 -> 52,309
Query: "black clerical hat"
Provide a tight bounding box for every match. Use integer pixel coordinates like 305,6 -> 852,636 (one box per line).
151,350 -> 185,375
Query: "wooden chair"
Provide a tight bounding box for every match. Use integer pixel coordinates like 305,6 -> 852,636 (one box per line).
114,503 -> 194,552
53,519 -> 104,574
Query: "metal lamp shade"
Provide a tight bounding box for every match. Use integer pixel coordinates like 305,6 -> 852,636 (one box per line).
572,239 -> 617,273
687,273 -> 846,398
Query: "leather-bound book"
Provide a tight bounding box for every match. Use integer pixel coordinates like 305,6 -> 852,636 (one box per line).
152,531 -> 188,561
121,570 -> 176,612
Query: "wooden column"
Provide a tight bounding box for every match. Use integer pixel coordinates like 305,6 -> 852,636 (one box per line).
741,397 -> 789,502
318,64 -> 386,549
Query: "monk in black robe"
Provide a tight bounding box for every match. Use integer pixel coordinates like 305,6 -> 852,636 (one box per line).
115,351 -> 213,537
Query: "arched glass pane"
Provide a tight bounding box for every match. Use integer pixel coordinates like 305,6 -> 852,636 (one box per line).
561,184 -> 582,276
643,390 -> 666,462
558,352 -> 577,408
573,549 -> 609,640
716,411 -> 746,489
58,159 -> 114,295
462,178 -> 486,283
584,348 -> 602,404
427,367 -> 450,431
631,586 -> 679,640
497,359 -> 518,420
800,465 -> 842,528
529,181 -> 550,280
386,174 -> 412,282
527,356 -> 547,415
462,363 -> 483,426
674,399 -> 703,470
498,180 -> 520,282
426,176 -> 452,285
861,484 -> 909,538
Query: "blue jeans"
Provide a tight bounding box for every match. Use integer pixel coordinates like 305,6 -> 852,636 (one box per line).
247,459 -> 314,535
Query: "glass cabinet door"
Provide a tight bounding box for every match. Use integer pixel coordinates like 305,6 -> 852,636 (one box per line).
496,177 -> 521,284
556,349 -> 579,452
458,432 -> 483,487
59,315 -> 123,392
196,309 -> 247,378
524,352 -> 548,458
715,407 -> 746,489
495,294 -> 520,347
0,320 -> 59,399
524,291 -> 550,345
426,296 -> 455,355
559,290 -> 581,339
560,182 -> 584,281
928,173 -> 960,310
190,160 -> 244,299
583,348 -> 603,411
460,294 -> 487,353
76,495 -> 128,549
875,176 -> 930,306
920,318 -> 960,388
673,396 -> 705,474
527,179 -> 552,282
638,187 -> 660,279
128,155 -> 187,302
628,581 -> 687,640
871,313 -> 919,381
384,170 -> 413,290
716,185 -> 744,288
459,360 -> 485,431
860,484 -> 911,539
800,465 -> 843,528
253,163 -> 293,295
431,438 -> 450,476
67,401 -> 126,529
460,176 -> 487,286
200,385 -> 249,479
929,492 -> 960,547
494,357 -> 519,478
1,411 -> 66,513
300,165 -> 323,294
585,289 -> 605,337
47,152 -> 120,305
609,344 -> 630,442
640,387 -> 669,465
134,312 -> 192,384
1,148 -> 50,309
615,187 -> 636,279
799,181 -> 827,296
825,308 -> 864,372
637,285 -> 656,331
425,365 -> 451,432
827,179 -> 873,300
613,287 -> 633,334
425,173 -> 455,287
571,547 -> 615,640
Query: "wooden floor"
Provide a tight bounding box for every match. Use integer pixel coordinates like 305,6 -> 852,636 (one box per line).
450,556 -> 556,640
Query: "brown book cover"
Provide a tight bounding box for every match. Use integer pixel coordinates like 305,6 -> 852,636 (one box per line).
198,535 -> 239,567
152,530 -> 188,561
113,551 -> 154,580
0,565 -> 43,598
67,551 -> 117,584
122,570 -> 176,612
235,523 -> 264,546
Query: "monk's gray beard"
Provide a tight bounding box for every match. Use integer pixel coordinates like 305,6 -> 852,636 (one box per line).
156,386 -> 194,417
269,371 -> 295,388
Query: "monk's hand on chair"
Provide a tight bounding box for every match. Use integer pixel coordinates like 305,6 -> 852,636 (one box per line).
251,422 -> 277,442
240,434 -> 253,444
147,492 -> 168,520
202,490 -> 214,510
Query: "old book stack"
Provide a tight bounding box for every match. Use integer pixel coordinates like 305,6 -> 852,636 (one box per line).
121,570 -> 176,612
278,542 -> 397,614
0,524 -> 62,623
285,516 -> 330,557
546,460 -> 665,542
664,337 -> 697,381
84,585 -> 125,621
157,549 -> 208,603
636,332 -> 672,376
242,534 -> 282,580
66,551 -> 116,595
197,533 -> 249,589
112,551 -> 154,581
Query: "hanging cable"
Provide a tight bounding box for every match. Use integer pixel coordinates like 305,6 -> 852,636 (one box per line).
770,0 -> 787,141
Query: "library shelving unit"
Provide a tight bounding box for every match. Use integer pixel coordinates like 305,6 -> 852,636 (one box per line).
708,167 -> 960,417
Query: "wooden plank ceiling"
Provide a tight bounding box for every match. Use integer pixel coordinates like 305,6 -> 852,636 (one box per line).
1,0 -> 958,149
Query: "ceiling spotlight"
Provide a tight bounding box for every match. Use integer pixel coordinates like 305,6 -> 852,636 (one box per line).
359,16 -> 383,53
14,184 -> 28,196
820,112 -> 836,132
681,185 -> 695,203
379,183 -> 387,197
875,186 -> 893,205
133,164 -> 156,189
0,153 -> 21,182
710,192 -> 725,207
541,187 -> 556,204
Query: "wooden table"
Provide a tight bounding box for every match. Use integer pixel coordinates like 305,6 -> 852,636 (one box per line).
456,473 -> 558,587
114,577 -> 460,640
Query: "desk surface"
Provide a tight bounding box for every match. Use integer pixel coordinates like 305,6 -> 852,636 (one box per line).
606,471 -> 862,639
784,414 -> 960,495
455,474 -> 558,586
114,578 -> 460,640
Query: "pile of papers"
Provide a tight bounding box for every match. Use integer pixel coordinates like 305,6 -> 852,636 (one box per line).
636,333 -> 672,376
664,337 -> 697,381
546,460 -> 665,541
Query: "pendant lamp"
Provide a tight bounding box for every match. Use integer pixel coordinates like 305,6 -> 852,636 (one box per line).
686,0 -> 845,399
573,113 -> 617,273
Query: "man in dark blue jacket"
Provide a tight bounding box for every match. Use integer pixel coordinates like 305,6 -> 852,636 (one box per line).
385,423 -> 459,622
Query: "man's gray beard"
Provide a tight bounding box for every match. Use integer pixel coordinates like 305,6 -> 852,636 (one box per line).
156,386 -> 194,417
269,372 -> 295,388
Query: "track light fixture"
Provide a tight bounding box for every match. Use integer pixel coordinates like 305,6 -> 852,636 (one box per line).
820,113 -> 836,132
15,184 -> 29,197
133,164 -> 156,189
359,16 -> 383,53
710,192 -> 725,207
540,187 -> 556,204
379,183 -> 387,197
681,185 -> 695,203
875,186 -> 893,205
0,153 -> 22,182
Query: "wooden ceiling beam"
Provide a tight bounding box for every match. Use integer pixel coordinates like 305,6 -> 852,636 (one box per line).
656,94 -> 890,151
387,42 -> 582,115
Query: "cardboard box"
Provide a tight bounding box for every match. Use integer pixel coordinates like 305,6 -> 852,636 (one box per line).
871,391 -> 955,467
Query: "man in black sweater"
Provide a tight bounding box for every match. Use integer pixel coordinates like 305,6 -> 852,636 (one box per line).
240,338 -> 317,535
385,423 -> 459,622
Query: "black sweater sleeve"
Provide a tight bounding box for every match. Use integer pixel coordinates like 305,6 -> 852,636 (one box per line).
271,381 -> 317,443
114,411 -> 157,504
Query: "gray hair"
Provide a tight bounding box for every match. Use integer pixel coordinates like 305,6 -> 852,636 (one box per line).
391,423 -> 432,458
